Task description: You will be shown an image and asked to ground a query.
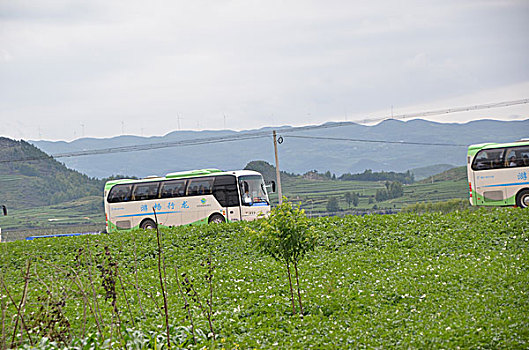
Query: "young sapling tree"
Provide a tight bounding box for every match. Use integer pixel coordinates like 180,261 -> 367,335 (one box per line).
251,198 -> 318,315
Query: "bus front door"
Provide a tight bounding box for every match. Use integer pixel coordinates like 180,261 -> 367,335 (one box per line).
212,175 -> 242,223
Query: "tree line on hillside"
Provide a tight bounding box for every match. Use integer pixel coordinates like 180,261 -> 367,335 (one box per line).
325,182 -> 404,213
245,160 -> 415,184
340,169 -> 414,183
244,160 -> 297,183
375,181 -> 404,202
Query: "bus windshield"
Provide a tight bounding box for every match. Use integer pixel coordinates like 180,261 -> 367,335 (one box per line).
239,175 -> 268,205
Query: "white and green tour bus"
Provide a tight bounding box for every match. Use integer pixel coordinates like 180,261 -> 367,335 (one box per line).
104,169 -> 273,232
467,139 -> 529,208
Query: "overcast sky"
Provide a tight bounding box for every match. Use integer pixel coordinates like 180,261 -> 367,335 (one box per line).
1,0 -> 528,141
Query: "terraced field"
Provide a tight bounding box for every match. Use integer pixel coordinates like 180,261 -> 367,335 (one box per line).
271,177 -> 468,212
0,196 -> 104,241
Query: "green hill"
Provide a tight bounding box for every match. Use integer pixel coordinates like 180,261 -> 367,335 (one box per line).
420,166 -> 467,183
410,164 -> 455,180
0,137 -> 104,210
244,160 -> 296,184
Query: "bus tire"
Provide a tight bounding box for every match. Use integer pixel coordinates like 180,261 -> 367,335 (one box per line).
516,189 -> 529,208
140,219 -> 157,229
208,214 -> 225,224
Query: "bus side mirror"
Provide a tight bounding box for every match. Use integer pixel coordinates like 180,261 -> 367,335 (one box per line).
1,205 -> 7,216
266,181 -> 276,193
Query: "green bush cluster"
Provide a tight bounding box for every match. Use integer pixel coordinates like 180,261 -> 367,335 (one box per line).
340,169 -> 414,183
375,181 -> 404,202
402,198 -> 471,213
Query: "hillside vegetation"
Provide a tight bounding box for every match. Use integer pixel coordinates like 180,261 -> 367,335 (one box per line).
421,166 -> 467,183
410,164 -> 455,180
1,208 -> 527,348
0,138 -> 103,209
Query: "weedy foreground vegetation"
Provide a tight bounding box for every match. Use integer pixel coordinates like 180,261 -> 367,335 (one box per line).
0,208 -> 528,349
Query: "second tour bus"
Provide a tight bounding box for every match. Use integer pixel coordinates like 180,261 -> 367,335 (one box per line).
467,139 -> 529,208
104,169 -> 274,232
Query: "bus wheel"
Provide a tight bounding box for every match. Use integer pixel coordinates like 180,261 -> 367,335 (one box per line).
140,219 -> 157,229
208,214 -> 225,224
516,190 -> 529,208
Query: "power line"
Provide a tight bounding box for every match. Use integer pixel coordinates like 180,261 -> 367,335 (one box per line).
54,134 -> 269,158
351,98 -> 529,124
0,133 -> 270,164
286,135 -> 467,147
1,98 -> 527,164
277,98 -> 529,133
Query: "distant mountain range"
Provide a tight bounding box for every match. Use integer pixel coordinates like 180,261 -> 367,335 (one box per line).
30,119 -> 529,179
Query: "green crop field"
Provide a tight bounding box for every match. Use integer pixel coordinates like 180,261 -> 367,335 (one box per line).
1,208 -> 527,348
384,180 -> 468,208
270,177 -> 386,212
270,177 -> 468,213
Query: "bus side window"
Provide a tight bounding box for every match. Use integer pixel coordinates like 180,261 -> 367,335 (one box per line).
160,180 -> 186,198
108,184 -> 132,203
187,178 -> 213,196
506,150 -> 517,167
472,148 -> 505,170
133,182 -> 160,201
161,184 -> 171,198
517,147 -> 529,167
160,180 -> 187,198
502,146 -> 529,168
188,185 -> 198,196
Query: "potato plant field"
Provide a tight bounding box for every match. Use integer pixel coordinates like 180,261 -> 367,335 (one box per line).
0,208 -> 527,349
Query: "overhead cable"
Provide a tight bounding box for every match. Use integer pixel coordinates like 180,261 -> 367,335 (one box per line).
286,135 -> 467,147
0,134 -> 269,164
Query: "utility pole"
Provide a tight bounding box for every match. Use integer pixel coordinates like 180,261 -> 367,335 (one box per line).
273,130 -> 283,205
